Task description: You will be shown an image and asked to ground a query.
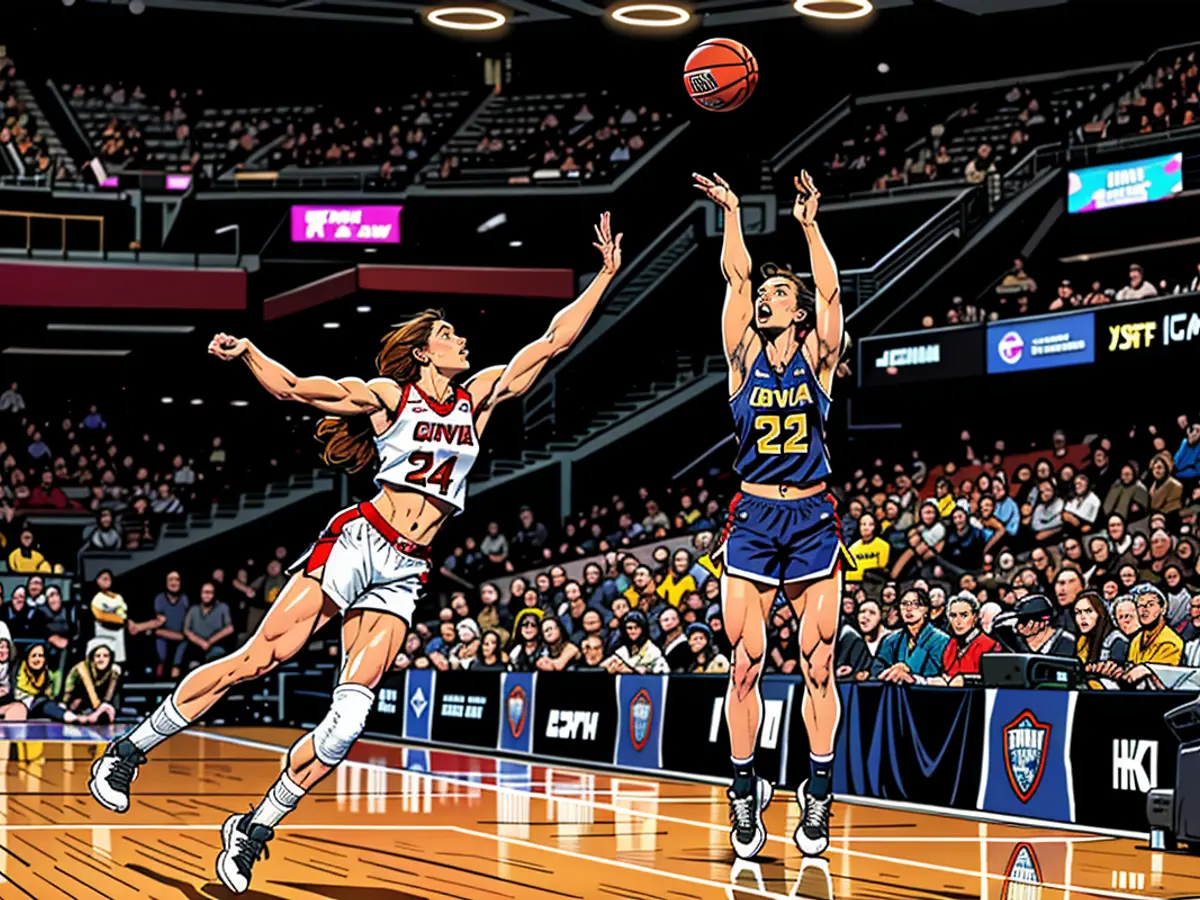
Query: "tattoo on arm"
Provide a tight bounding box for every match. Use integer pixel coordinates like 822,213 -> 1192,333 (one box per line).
730,331 -> 752,379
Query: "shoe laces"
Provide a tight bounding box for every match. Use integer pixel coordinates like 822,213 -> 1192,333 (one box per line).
105,746 -> 146,794
802,791 -> 831,836
233,810 -> 272,878
729,791 -> 757,839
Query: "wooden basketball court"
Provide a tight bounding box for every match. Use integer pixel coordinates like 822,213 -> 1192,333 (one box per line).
0,724 -> 1189,900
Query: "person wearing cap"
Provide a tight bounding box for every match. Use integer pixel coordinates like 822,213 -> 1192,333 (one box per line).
1049,279 -> 1080,311
685,623 -> 729,674
872,588 -> 951,683
994,594 -> 1076,657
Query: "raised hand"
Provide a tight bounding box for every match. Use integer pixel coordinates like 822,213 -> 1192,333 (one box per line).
208,332 -> 249,361
593,211 -> 623,275
692,172 -> 739,211
793,169 -> 821,226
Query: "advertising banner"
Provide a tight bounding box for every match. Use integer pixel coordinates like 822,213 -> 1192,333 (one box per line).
859,327 -> 984,387
1068,152 -> 1183,214
532,672 -> 617,765
499,672 -> 535,755
1070,691 -> 1195,830
430,669 -> 502,749
980,690 -> 1075,821
615,675 -> 667,771
403,669 -> 435,742
1097,293 -> 1200,363
366,671 -> 406,739
830,684 -> 984,809
290,205 -> 402,243
986,313 -> 1095,374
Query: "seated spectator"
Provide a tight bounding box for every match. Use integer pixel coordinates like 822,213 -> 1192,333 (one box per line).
182,582 -> 234,668
0,382 -> 25,414
28,470 -> 78,510
511,507 -> 549,567
1027,480 -> 1064,542
942,507 -> 986,572
480,522 -> 509,572
846,513 -> 889,582
507,608 -> 544,672
4,587 -> 33,641
995,258 -> 1037,296
657,549 -> 697,607
1175,421 -> 1200,485
62,639 -> 121,724
449,618 -> 482,669
394,632 -> 429,671
872,588 -> 951,682
90,570 -> 129,665
681,623 -> 727,673
0,624 -> 26,720
928,594 -> 999,685
602,610 -> 668,674
84,509 -> 122,551
1074,591 -> 1127,688
473,630 -> 508,671
1062,473 -> 1101,533
996,594 -> 1076,657
657,606 -> 691,672
38,586 -> 74,691
8,529 -> 52,574
1115,264 -> 1158,301
535,618 -> 579,672
15,643 -> 74,721
578,634 -> 607,670
1149,452 -> 1183,514
889,501 -> 946,578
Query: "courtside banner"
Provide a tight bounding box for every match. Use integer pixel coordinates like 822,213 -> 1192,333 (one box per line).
1070,691 -> 1192,830
430,669 -> 502,749
1097,292 -> 1200,364
499,672 -> 535,755
986,312 -> 1095,374
532,671 -> 618,765
403,668 -> 436,742
365,671 -> 405,738
615,675 -> 666,771
980,690 -> 1074,821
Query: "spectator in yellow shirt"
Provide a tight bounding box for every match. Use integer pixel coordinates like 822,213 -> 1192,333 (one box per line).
934,477 -> 957,519
1094,584 -> 1183,689
657,549 -> 698,607
846,513 -> 890,583
7,529 -> 51,574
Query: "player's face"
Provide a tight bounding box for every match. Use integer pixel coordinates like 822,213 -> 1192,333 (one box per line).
423,320 -> 470,375
754,277 -> 806,332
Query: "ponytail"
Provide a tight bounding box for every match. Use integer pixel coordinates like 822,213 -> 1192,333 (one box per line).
314,308 -> 444,474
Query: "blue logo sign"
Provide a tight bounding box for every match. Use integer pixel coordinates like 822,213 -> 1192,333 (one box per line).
1004,711 -> 1050,803
986,312 -> 1094,374
630,689 -> 653,752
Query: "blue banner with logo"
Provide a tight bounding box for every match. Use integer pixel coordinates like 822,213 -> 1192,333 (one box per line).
980,689 -> 1074,821
986,313 -> 1095,374
615,675 -> 666,770
403,668 -> 435,742
499,671 -> 535,755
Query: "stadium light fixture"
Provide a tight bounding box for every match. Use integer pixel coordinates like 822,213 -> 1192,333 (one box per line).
161,397 -> 174,404
230,400 -> 249,408
323,322 -> 341,329
356,305 -> 372,313
426,6 -> 507,30
190,398 -> 203,406
793,0 -> 873,19
610,3 -> 690,26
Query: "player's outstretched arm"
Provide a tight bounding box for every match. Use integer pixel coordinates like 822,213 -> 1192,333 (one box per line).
467,212 -> 622,433
693,172 -> 755,390
794,170 -> 843,384
208,334 -> 388,415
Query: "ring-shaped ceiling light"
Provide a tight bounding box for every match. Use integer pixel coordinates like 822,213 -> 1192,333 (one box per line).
793,0 -> 873,19
610,3 -> 691,27
426,6 -> 507,30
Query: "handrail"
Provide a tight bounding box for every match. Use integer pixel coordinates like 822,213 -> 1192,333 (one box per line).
0,209 -> 104,253
771,95 -> 851,172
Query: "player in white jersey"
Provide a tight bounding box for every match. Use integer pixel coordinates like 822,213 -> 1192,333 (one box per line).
89,212 -> 623,894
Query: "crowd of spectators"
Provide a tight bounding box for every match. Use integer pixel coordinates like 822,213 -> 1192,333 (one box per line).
0,55 -> 64,181
67,81 -> 203,173
922,252 -> 1200,328
1081,50 -> 1200,142
427,92 -> 675,185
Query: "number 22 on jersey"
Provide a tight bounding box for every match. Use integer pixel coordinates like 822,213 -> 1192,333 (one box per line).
753,414 -> 809,455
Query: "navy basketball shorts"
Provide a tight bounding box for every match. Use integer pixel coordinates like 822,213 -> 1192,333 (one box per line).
717,491 -> 848,586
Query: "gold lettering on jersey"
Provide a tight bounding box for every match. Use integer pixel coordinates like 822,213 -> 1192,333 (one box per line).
413,422 -> 475,446
748,384 -> 812,409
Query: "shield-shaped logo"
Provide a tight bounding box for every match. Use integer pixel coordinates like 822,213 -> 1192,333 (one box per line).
1003,711 -> 1051,803
1001,842 -> 1042,900
630,688 -> 653,752
506,685 -> 527,739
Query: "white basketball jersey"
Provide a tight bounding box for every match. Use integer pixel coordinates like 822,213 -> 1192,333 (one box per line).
374,382 -> 479,511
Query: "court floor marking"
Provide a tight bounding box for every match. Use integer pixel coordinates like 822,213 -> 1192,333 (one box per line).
186,731 -> 1159,900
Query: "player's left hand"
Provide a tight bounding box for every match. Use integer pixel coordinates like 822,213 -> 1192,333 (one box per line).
593,211 -> 623,276
793,170 -> 820,226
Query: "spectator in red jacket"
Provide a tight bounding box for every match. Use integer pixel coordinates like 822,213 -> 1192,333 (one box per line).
930,593 -> 999,685
27,470 -> 80,510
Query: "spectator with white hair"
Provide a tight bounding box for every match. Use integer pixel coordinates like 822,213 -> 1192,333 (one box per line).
927,593 -> 999,685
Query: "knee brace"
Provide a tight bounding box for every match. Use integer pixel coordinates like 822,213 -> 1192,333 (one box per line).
312,683 -> 375,767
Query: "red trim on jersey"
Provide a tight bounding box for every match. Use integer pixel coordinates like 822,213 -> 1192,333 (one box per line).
717,492 -> 744,553
409,382 -> 459,417
303,502 -> 433,574
304,505 -> 365,573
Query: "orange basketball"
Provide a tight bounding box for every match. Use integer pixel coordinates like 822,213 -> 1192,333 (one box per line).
683,38 -> 758,112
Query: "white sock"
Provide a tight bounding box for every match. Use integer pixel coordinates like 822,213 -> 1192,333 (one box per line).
249,772 -> 305,829
125,696 -> 190,753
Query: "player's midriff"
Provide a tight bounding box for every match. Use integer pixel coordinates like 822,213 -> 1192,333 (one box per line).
739,479 -> 826,500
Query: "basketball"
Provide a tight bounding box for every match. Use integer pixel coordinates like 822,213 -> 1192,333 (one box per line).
682,38 -> 758,112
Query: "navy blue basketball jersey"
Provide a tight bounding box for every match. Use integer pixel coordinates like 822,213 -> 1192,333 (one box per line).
729,347 -> 831,486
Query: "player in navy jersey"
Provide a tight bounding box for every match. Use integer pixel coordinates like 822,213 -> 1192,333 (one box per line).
693,170 -> 845,860
90,214 -> 623,894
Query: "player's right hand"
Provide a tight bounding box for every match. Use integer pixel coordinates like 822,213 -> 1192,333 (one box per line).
208,332 -> 249,361
692,172 -> 738,211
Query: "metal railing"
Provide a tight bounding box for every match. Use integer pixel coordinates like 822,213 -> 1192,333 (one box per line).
0,209 -> 105,253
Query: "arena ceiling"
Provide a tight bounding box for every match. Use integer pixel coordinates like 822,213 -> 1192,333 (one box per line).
81,0 -> 1069,28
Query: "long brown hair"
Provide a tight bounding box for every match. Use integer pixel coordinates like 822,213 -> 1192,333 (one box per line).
315,308 -> 444,474
1076,590 -> 1113,664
